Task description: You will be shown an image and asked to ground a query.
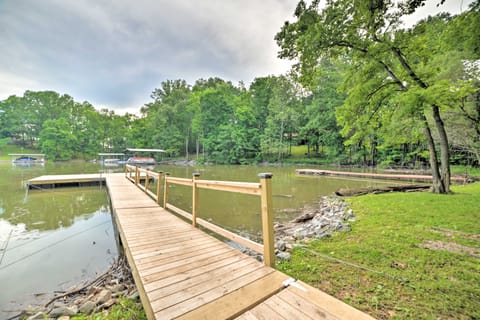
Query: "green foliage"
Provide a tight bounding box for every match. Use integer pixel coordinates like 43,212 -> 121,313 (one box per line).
1,0 -> 478,168
277,182 -> 480,319
71,298 -> 146,320
40,119 -> 76,160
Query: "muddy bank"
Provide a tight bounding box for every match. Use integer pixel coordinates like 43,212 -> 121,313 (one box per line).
11,256 -> 139,320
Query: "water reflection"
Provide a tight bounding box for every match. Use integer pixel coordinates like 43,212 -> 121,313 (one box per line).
0,163 -> 118,318
0,160 -> 395,317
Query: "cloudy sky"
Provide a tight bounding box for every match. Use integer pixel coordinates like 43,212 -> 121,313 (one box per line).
0,0 -> 473,114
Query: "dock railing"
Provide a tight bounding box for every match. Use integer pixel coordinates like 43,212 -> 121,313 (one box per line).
125,164 -> 275,267
125,165 -> 163,205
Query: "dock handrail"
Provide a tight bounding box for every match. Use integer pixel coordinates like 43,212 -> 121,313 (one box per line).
124,164 -> 275,267
125,165 -> 163,205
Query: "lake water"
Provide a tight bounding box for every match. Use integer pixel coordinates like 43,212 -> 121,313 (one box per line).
0,161 -> 392,317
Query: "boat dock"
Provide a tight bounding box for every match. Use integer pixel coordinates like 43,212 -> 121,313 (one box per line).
296,168 -> 469,183
28,169 -> 374,319
28,173 -> 106,189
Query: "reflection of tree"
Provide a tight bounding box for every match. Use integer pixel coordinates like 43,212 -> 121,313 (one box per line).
4,188 -> 108,231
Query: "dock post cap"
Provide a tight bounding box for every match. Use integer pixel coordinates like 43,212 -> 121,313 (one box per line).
192,173 -> 201,177
258,173 -> 273,179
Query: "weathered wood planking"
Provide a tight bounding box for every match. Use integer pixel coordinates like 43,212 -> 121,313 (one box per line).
29,173 -> 375,320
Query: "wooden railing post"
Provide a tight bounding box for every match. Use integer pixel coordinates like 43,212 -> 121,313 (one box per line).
135,166 -> 140,186
145,171 -> 150,191
163,173 -> 170,209
192,173 -> 200,228
156,172 -> 163,205
259,173 -> 275,268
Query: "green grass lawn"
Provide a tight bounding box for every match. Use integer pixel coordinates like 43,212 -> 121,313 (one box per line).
0,137 -> 40,160
277,183 -> 480,319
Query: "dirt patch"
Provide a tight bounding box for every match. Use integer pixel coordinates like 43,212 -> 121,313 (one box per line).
420,240 -> 480,258
429,227 -> 480,241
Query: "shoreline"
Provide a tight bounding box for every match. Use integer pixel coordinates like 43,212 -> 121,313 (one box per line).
13,194 -> 356,319
11,256 -> 140,320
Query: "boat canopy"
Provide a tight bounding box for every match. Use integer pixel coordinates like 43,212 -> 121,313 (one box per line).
9,153 -> 45,157
98,153 -> 125,156
125,148 -> 166,153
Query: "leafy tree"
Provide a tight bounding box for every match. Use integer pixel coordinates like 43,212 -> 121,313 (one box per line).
275,0 -> 479,192
39,118 -> 76,160
302,59 -> 346,159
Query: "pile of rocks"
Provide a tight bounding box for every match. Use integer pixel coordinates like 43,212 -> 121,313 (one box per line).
273,196 -> 355,261
20,257 -> 140,320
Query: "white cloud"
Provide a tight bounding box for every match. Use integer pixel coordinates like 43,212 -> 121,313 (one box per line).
0,0 -> 473,113
0,0 -> 297,113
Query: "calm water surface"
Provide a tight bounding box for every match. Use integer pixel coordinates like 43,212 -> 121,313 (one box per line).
0,161 -> 392,317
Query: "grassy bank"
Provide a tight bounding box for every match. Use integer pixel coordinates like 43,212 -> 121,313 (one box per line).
0,138 -> 40,160
70,298 -> 146,320
277,182 -> 480,319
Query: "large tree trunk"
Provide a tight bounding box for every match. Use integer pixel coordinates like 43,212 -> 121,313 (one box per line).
420,112 -> 445,193
432,105 -> 451,193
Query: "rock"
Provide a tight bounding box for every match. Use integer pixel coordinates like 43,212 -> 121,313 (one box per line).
277,241 -> 287,252
101,298 -> 117,309
276,252 -> 291,261
53,301 -> 67,308
110,284 -> 125,293
27,311 -> 46,320
95,289 -> 112,304
128,290 -> 140,300
25,305 -> 45,316
58,316 -> 70,320
49,306 -> 77,318
292,211 -> 316,223
79,300 -> 96,315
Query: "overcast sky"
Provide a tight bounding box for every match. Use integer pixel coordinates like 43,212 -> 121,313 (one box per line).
0,0 -> 473,114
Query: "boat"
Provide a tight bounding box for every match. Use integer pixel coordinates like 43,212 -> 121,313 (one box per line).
98,153 -> 126,167
10,153 -> 45,165
124,148 -> 165,166
126,156 -> 156,165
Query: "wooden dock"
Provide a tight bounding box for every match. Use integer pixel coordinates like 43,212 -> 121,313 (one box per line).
29,172 -> 375,319
296,168 -> 469,183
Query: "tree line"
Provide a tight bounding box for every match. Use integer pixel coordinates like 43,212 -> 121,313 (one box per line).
0,1 -> 478,194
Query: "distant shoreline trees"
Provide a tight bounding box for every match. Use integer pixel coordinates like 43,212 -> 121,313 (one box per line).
0,2 -> 478,191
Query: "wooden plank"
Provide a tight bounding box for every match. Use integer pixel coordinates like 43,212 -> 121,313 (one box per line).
235,311 -> 260,320
262,294 -> 317,320
113,209 -> 155,320
248,303 -> 286,320
141,250 -> 245,285
142,254 -> 252,293
138,246 -> 237,277
275,288 -> 340,320
135,242 -> 228,271
154,266 -> 276,319
196,180 -> 261,195
166,176 -> 193,186
165,204 -> 264,254
133,238 -> 218,264
284,280 -> 376,320
196,217 -> 264,254
179,270 -> 290,320
147,258 -> 260,300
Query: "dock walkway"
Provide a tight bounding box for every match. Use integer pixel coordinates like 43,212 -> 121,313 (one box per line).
29,173 -> 374,319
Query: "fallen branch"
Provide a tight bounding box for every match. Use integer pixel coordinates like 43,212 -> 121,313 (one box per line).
44,257 -> 128,308
335,184 -> 430,197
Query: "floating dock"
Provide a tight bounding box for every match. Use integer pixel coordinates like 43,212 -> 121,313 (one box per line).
28,174 -> 106,189
296,168 -> 468,183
